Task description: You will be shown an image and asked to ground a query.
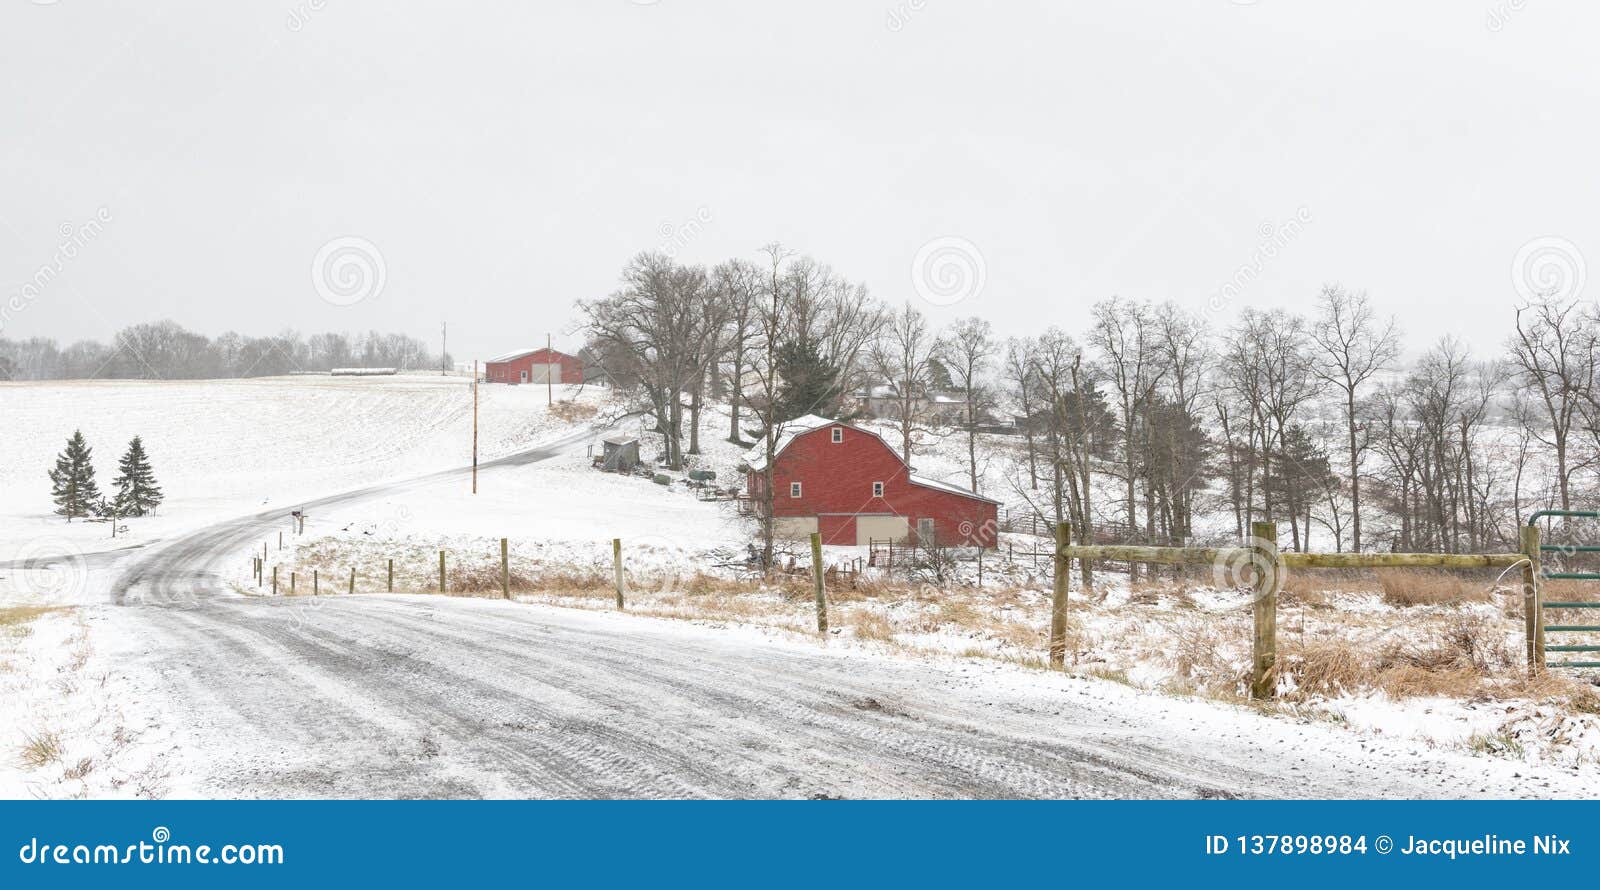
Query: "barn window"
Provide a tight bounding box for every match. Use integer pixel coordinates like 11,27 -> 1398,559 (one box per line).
790,482 -> 802,498
831,427 -> 843,443
872,481 -> 884,497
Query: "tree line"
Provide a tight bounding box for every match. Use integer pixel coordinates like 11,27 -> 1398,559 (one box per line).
0,320 -> 447,380
1006,287 -> 1598,562
583,245 -> 1595,563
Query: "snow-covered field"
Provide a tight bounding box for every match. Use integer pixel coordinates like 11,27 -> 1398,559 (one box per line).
3,376 -> 1598,797
0,606 -> 178,798
0,374 -> 605,601
230,391 -> 1600,778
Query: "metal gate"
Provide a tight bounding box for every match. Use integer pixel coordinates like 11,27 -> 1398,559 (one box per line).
1527,510 -> 1600,669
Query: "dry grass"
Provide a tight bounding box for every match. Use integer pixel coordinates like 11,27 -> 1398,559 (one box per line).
549,400 -> 598,423
1283,638 -> 1369,697
269,534 -> 1595,715
1467,731 -> 1526,758
446,564 -> 539,595
1376,569 -> 1494,607
848,609 -> 896,642
0,605 -> 58,637
18,728 -> 64,769
1570,686 -> 1600,715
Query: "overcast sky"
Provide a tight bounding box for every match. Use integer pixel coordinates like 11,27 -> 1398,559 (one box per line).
2,1 -> 1595,362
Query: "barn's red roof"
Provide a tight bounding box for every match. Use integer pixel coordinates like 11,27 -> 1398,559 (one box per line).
486,346 -> 577,364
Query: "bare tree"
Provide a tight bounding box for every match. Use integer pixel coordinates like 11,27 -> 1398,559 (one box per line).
1002,337 -> 1041,491
712,258 -> 764,445
1507,297 -> 1598,512
1151,302 -> 1213,542
747,243 -> 797,572
1088,297 -> 1165,574
1221,308 -> 1321,548
938,316 -> 997,492
1308,284 -> 1400,552
582,252 -> 721,470
870,302 -> 939,465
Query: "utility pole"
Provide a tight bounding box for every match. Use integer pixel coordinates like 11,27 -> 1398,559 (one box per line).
472,359 -> 479,494
546,332 -> 553,406
440,322 -> 448,376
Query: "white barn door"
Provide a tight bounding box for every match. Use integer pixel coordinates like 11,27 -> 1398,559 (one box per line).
528,363 -> 562,384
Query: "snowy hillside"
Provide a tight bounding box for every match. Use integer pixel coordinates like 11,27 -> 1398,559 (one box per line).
0,375 -> 605,562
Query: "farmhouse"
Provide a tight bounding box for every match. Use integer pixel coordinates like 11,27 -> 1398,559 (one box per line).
743,415 -> 999,547
484,347 -> 583,385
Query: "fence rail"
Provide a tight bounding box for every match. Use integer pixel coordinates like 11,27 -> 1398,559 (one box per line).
1059,523 -> 1544,698
255,510 -> 1557,691
1060,544 -> 1525,571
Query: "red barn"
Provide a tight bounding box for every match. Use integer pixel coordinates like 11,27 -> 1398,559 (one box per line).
744,415 -> 999,548
484,347 -> 583,385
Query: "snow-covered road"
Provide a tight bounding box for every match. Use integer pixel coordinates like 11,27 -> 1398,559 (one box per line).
88,434 -> 1578,799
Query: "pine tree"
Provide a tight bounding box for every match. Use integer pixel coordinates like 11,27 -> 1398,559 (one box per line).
48,430 -> 101,520
111,435 -> 163,517
771,338 -> 845,423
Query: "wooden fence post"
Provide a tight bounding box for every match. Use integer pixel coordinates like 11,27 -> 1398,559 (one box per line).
1521,524 -> 1543,673
612,538 -> 625,609
387,558 -> 394,593
348,567 -> 355,596
290,571 -> 296,594
1250,521 -> 1279,700
438,550 -> 446,594
313,569 -> 319,597
1049,522 -> 1070,668
501,538 -> 510,599
272,565 -> 278,596
810,532 -> 828,633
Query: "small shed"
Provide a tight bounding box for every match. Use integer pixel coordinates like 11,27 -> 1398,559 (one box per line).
601,436 -> 640,473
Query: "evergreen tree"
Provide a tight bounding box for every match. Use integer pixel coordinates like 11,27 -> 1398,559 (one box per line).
111,435 -> 163,517
770,338 -> 845,423
48,430 -> 100,520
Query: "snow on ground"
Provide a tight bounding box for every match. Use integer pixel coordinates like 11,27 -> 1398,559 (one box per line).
0,605 -> 180,798
4,376 -> 1596,793
0,374 -> 606,600
237,393 -> 1600,779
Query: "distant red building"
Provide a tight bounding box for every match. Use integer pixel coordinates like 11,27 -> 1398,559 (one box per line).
744,415 -> 998,548
484,347 -> 583,385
